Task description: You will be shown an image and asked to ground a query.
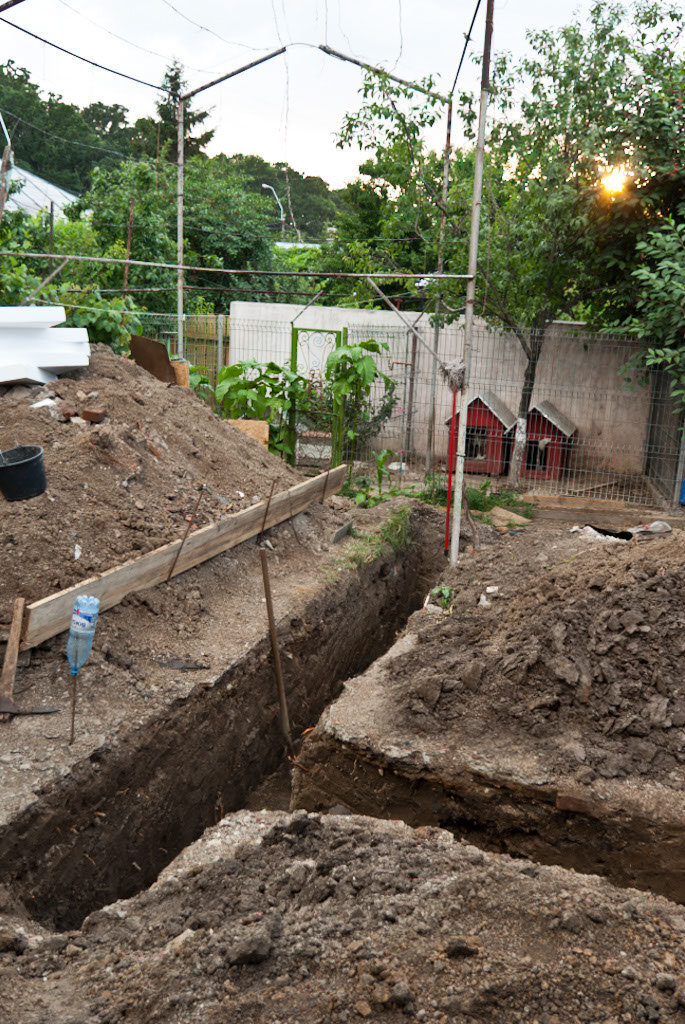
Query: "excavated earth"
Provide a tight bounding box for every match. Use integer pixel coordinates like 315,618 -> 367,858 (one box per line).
3,346 -> 685,1023
293,529 -> 685,902
0,344 -> 299,623
3,809 -> 685,1024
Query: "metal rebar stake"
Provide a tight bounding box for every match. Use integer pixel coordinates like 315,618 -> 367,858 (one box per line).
260,547 -> 295,757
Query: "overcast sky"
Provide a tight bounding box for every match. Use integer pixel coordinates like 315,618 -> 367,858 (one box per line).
2,0 -> 614,189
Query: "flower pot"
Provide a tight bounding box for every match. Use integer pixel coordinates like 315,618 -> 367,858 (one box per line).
0,445 -> 47,501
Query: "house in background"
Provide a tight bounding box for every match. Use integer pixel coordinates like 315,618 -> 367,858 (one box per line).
522,401 -> 577,481
445,391 -> 516,476
5,164 -> 77,218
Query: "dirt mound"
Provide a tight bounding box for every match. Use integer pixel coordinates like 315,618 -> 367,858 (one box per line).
0,346 -> 299,621
5,809 -> 685,1023
397,529 -> 685,788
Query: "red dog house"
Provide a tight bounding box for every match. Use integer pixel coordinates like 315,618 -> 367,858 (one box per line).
446,391 -> 516,475
523,401 -> 577,481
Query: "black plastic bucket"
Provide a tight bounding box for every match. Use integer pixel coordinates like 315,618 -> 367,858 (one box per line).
0,445 -> 47,501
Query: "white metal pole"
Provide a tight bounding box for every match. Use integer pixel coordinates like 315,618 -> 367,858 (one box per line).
176,96 -> 184,360
450,0 -> 494,566
217,313 -> 224,373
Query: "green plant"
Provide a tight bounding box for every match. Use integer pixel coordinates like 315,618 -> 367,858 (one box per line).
375,448 -> 394,495
380,507 -> 410,553
325,339 -> 396,466
193,360 -> 311,461
430,585 -> 453,610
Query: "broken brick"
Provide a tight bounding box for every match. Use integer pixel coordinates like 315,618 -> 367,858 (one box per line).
82,407 -> 106,424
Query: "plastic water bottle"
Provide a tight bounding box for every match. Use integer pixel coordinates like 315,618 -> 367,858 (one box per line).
67,595 -> 100,676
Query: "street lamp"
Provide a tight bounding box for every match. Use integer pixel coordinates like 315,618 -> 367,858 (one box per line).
261,183 -> 285,238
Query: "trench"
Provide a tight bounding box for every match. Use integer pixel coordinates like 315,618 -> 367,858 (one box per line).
0,505 -> 444,931
293,734 -> 685,904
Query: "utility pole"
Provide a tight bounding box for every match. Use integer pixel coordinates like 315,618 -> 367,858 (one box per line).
175,48 -> 286,358
177,95 -> 184,357
449,0 -> 494,566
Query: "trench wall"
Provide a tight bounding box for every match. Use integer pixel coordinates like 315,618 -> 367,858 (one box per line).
0,506 -> 440,929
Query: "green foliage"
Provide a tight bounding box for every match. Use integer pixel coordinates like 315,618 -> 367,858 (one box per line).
430,585 -> 453,610
132,62 -> 213,163
375,448 -> 394,495
325,339 -> 396,463
227,153 -> 341,241
413,475 -> 533,518
208,360 -> 310,459
0,60 -> 214,192
0,60 -> 129,191
628,209 -> 685,412
55,289 -> 142,353
68,156 -> 273,313
380,506 -> 411,553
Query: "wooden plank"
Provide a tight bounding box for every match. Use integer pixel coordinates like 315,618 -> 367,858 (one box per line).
0,598 -> 26,704
22,466 -> 346,650
521,493 -> 681,515
226,419 -> 269,448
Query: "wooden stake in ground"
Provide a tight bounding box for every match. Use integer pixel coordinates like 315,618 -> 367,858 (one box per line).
0,597 -> 25,721
260,547 -> 295,757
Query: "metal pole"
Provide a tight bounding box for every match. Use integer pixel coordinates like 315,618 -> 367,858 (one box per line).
49,200 -> 54,254
122,196 -> 134,297
450,0 -> 494,567
425,97 -> 453,473
260,547 -> 295,756
7,252 -> 472,281
217,313 -> 224,373
176,96 -> 184,359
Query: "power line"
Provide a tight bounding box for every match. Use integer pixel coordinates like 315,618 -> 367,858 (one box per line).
2,106 -> 127,156
53,0 -> 212,74
450,0 -> 482,95
158,0 -> 271,52
0,17 -> 169,92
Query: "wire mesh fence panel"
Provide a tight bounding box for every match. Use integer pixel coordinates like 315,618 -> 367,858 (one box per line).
223,306 -> 684,508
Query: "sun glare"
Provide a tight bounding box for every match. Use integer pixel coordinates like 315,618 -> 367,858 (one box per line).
601,166 -> 628,196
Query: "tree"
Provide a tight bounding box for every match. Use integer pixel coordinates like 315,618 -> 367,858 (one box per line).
227,153 -> 341,241
131,62 -> 213,163
0,62 -> 129,191
630,206 -> 685,413
69,155 -> 273,313
335,0 -> 685,481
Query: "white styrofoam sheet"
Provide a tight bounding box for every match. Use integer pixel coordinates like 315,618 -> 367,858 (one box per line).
0,364 -> 54,385
0,306 -> 66,329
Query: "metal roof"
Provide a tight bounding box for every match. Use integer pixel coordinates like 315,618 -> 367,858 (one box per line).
530,400 -> 577,437
5,165 -> 78,218
445,390 -> 516,431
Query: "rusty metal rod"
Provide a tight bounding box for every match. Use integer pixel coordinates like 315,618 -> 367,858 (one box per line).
260,547 -> 295,757
166,485 -> 204,581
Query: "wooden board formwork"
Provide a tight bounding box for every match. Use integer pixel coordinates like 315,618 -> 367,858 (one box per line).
22,466 -> 346,650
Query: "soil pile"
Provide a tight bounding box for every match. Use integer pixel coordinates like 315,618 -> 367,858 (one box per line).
0,346 -> 299,621
396,530 -> 685,788
4,809 -> 685,1024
